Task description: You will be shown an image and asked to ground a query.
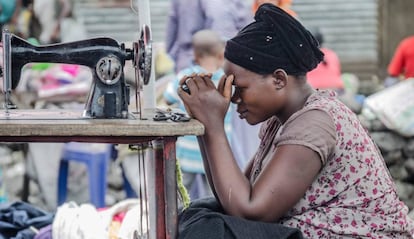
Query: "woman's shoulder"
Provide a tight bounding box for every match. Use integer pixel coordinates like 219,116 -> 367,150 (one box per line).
304,90 -> 355,116
284,90 -> 338,127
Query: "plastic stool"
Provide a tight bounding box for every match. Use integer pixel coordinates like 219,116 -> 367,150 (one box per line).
57,143 -> 112,208
110,145 -> 137,199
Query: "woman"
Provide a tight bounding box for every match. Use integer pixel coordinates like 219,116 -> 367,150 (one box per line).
177,3 -> 414,239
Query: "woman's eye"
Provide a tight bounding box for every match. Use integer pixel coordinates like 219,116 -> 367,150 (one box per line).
233,87 -> 242,96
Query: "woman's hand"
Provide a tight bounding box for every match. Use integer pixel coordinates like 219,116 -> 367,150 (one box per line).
177,73 -> 234,129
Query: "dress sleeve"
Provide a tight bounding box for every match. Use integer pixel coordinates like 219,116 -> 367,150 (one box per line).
275,109 -> 336,165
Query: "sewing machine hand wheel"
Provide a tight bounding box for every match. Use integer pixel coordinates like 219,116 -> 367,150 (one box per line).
134,24 -> 152,85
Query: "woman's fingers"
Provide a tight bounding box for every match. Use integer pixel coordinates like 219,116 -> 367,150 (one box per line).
179,73 -> 218,95
200,73 -> 216,89
179,74 -> 198,95
217,74 -> 227,93
223,74 -> 234,100
218,74 -> 234,100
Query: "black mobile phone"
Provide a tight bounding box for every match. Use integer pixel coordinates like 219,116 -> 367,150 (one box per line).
181,74 -> 233,94
181,83 -> 190,94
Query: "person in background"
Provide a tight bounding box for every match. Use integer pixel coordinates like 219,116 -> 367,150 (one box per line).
307,29 -> 364,114
33,0 -> 85,44
252,0 -> 298,18
165,0 -> 252,74
165,0 -> 258,179
0,0 -> 39,41
306,29 -> 344,92
164,29 -> 233,200
0,0 -> 21,38
386,35 -> 414,86
176,4 -> 414,238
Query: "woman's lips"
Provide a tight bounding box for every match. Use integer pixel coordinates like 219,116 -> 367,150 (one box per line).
238,110 -> 248,119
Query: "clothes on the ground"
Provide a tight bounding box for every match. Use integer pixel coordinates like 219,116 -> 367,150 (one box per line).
0,201 -> 54,239
165,0 -> 252,73
388,36 -> 414,79
252,89 -> 414,238
33,225 -> 52,239
178,197 -> 303,239
306,47 -> 344,90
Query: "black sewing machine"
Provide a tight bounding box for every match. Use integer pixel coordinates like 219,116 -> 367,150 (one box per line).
1,25 -> 152,119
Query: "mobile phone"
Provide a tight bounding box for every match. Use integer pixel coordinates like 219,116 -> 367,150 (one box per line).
181,77 -> 192,94
181,83 -> 190,94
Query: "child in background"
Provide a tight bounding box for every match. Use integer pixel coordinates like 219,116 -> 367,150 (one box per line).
164,29 -> 233,200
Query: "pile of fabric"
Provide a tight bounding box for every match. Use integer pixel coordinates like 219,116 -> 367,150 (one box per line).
0,199 -> 147,239
16,63 -> 93,101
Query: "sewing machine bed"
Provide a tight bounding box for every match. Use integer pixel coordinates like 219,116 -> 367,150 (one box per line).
0,109 -> 92,120
0,109 -> 204,142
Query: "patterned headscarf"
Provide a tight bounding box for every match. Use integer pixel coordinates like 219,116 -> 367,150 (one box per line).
225,3 -> 323,75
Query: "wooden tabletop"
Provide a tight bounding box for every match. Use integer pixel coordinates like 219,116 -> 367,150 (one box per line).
0,109 -> 204,143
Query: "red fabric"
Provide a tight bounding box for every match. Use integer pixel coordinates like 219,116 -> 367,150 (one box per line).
306,48 -> 343,90
387,36 -> 414,79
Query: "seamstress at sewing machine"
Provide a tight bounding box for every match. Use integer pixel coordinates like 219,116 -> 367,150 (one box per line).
176,4 -> 414,238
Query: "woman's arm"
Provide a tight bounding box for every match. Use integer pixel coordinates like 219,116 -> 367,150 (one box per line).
196,136 -> 219,200
202,126 -> 322,221
243,158 -> 254,177
178,73 -> 323,222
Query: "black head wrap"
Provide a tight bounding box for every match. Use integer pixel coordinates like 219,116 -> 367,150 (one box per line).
224,3 -> 324,75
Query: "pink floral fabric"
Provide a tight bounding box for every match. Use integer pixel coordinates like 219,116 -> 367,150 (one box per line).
255,90 -> 414,238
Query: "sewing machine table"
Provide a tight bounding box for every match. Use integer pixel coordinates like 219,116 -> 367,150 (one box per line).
0,108 -> 205,239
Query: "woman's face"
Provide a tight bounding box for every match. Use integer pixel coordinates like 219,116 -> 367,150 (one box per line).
224,60 -> 286,125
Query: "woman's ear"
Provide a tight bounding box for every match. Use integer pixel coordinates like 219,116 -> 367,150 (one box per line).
272,69 -> 288,90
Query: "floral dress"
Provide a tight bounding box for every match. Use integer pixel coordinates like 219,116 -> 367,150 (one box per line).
250,90 -> 414,238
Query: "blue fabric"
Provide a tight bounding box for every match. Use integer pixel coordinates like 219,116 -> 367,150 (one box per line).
164,65 -> 233,173
0,201 -> 54,239
165,0 -> 252,72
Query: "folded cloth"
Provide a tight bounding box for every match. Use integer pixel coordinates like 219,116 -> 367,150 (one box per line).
0,201 -> 54,239
178,197 -> 303,239
34,225 -> 52,239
